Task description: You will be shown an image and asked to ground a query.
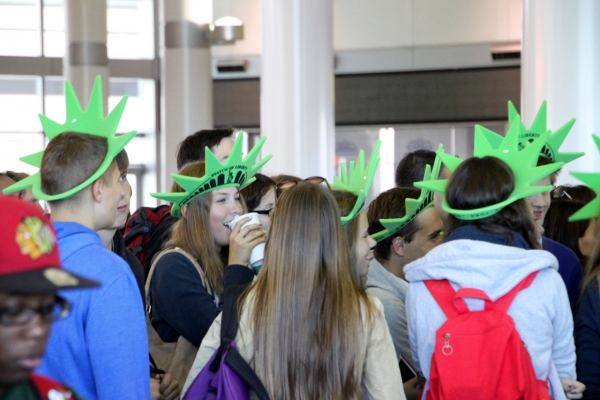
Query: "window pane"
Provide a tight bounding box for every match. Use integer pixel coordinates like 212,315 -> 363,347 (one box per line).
43,0 -> 65,57
107,0 -> 154,60
109,78 -> 156,206
0,132 -> 45,174
0,76 -> 43,132
0,2 -> 41,56
43,76 -> 65,125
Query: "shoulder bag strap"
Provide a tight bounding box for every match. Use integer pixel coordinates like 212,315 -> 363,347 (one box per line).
145,248 -> 213,314
218,285 -> 271,400
424,279 -> 463,318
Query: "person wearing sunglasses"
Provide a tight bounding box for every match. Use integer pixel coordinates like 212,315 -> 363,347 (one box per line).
544,186 -> 598,269
240,173 -> 277,235
526,157 -> 583,313
0,196 -> 99,399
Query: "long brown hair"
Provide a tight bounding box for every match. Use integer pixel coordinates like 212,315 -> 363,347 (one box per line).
244,182 -> 375,400
582,229 -> 600,295
445,156 -> 540,249
332,190 -> 365,285
166,161 -> 246,295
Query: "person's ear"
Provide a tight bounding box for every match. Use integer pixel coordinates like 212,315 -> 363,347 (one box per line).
391,236 -> 406,257
91,178 -> 104,203
181,204 -> 188,219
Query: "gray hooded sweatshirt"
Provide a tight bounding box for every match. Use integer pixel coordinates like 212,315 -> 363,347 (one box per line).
405,237 -> 576,399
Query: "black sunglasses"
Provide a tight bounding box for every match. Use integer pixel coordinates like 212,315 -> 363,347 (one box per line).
276,176 -> 330,191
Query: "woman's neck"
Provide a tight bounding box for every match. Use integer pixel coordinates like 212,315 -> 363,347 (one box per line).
97,229 -> 117,250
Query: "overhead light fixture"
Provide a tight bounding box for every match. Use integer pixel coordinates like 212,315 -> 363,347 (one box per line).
211,16 -> 244,45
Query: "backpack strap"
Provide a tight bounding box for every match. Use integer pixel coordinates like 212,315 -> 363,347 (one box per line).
145,248 -> 213,313
494,271 -> 539,313
424,279 -> 464,318
209,285 -> 271,400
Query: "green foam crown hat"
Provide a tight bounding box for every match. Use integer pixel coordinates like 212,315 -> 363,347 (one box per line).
371,146 -> 441,242
415,115 -> 564,220
2,76 -> 136,200
330,141 -> 381,225
569,134 -> 600,221
481,101 -> 584,165
151,132 -> 272,218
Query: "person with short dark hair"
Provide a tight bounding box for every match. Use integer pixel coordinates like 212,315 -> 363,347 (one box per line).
176,127 -> 234,170
395,150 -> 436,188
366,187 -> 443,399
0,196 -> 99,399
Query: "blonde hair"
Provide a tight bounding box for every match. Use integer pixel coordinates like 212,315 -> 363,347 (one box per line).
166,161 -> 246,295
244,182 -> 375,399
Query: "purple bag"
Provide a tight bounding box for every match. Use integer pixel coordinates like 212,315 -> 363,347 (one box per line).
183,340 -> 248,400
183,286 -> 270,400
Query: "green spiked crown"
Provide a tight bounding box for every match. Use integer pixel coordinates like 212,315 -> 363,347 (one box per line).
151,132 -> 272,218
569,134 -> 600,221
415,116 -> 564,220
481,101 -> 584,165
371,146 -> 441,242
330,141 -> 381,225
2,76 -> 136,201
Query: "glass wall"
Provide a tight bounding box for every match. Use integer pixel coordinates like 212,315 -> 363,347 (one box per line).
0,0 -> 157,209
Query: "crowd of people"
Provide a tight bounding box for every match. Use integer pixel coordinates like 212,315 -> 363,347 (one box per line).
1,77 -> 599,400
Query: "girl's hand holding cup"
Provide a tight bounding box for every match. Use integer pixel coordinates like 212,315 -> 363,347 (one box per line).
228,213 -> 266,266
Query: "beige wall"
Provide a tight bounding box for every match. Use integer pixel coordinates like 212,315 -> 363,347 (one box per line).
212,0 -> 521,56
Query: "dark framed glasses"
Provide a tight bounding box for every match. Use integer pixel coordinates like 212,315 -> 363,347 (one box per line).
254,208 -> 274,217
276,176 -> 330,191
552,186 -> 572,200
0,296 -> 71,326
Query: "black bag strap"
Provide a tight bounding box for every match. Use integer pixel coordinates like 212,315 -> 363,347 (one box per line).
215,285 -> 270,400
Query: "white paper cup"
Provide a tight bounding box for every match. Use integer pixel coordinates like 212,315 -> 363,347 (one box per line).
228,212 -> 264,267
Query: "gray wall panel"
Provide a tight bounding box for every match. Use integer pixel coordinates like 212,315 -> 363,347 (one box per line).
213,67 -> 520,128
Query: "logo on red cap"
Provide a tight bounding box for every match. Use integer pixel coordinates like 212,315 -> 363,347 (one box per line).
16,217 -> 56,260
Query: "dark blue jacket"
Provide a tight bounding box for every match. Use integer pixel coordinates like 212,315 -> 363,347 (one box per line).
542,237 -> 583,311
575,277 -> 600,399
150,251 -> 254,347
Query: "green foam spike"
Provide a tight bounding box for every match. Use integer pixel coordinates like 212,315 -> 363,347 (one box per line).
2,76 -> 137,200
151,132 -> 273,218
372,148 -> 440,242
331,141 -> 381,225
416,117 -> 564,220
569,134 -> 600,221
485,101 -> 584,165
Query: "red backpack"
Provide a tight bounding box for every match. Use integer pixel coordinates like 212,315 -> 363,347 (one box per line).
423,272 -> 551,400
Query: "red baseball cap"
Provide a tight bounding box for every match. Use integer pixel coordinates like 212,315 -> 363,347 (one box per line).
0,196 -> 99,294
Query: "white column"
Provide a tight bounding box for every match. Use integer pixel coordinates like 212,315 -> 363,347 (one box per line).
522,0 -> 600,184
159,0 -> 213,191
64,0 -> 109,111
260,0 -> 335,179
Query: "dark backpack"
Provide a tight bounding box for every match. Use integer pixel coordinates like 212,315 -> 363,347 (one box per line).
183,286 -> 270,400
123,205 -> 173,273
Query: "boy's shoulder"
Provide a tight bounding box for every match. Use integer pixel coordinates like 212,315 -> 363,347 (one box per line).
54,222 -> 134,282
